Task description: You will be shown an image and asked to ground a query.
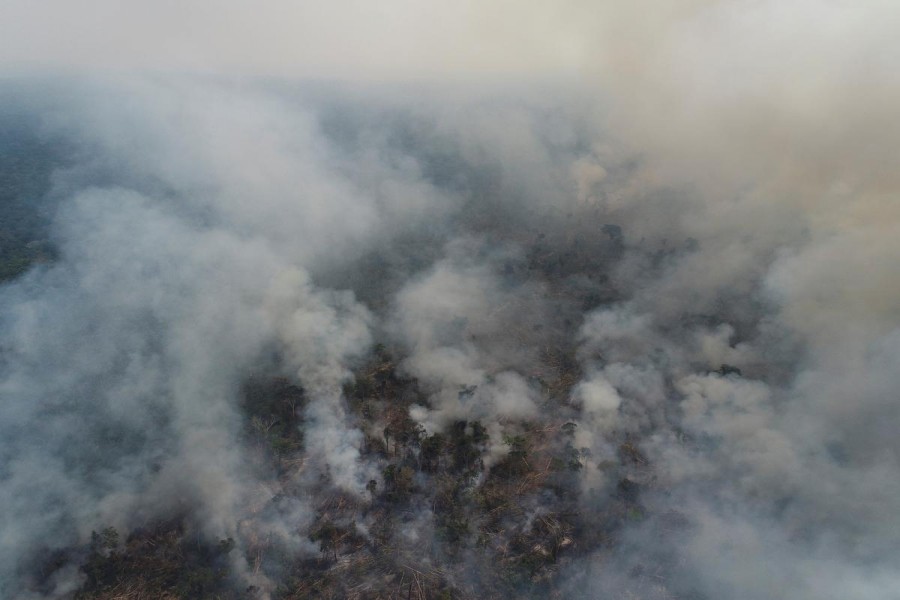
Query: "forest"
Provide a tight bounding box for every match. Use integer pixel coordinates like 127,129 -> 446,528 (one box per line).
2,4 -> 899,595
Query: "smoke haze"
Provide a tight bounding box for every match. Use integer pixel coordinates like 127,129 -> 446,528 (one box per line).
1,2 -> 899,598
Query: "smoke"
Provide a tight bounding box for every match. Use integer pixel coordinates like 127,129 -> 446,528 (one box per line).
561,4 -> 900,597
264,267 -> 374,492
1,1 -> 899,598
0,77 -> 459,595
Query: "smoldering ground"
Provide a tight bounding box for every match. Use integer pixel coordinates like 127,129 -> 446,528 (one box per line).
1,1 -> 899,599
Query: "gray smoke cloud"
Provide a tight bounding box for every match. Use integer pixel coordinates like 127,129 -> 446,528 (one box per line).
557,3 -> 900,598
0,77 -> 462,596
1,1 -> 899,598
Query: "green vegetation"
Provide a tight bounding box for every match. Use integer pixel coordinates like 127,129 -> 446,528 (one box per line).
75,523 -> 238,600
0,120 -> 62,282
242,377 -> 307,469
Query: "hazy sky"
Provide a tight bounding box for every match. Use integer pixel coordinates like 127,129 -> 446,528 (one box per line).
3,0 -> 897,82
0,0 -> 593,78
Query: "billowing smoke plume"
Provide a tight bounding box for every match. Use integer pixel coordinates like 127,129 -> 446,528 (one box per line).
1,1 -> 899,599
